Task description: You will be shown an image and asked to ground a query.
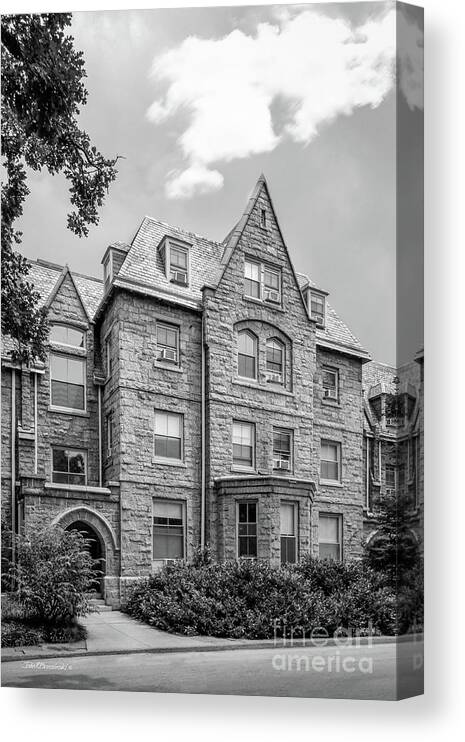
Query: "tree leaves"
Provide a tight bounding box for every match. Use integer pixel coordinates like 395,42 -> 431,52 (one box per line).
1,13 -> 120,363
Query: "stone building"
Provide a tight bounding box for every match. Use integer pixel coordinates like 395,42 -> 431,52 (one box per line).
1,176 -> 422,606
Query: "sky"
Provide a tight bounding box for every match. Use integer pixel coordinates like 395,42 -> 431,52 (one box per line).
15,1 -> 424,365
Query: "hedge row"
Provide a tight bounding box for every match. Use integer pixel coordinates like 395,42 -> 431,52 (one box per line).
125,557 -> 423,639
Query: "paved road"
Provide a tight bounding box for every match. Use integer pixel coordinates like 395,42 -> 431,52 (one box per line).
1,640 -> 423,700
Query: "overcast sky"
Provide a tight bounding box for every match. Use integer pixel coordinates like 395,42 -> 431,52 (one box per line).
15,1 -> 423,365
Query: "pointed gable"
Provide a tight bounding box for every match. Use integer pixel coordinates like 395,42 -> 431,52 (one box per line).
45,266 -> 91,324
216,174 -> 310,319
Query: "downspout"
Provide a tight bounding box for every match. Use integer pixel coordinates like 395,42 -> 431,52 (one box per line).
11,369 -> 16,568
33,371 -> 38,474
200,314 -> 206,550
366,437 -> 370,511
98,385 -> 102,488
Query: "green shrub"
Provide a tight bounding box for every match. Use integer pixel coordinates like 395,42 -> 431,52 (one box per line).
125,557 -> 400,640
8,527 -> 98,626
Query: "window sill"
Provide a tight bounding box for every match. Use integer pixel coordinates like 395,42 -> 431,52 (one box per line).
45,482 -> 111,494
154,363 -> 184,374
244,296 -> 284,312
322,398 -> 340,407
231,466 -> 257,474
233,380 -> 294,397
319,480 -> 344,488
152,458 -> 187,468
48,406 -> 89,418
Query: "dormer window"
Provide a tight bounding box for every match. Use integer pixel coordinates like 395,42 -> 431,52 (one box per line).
310,291 -> 325,326
169,244 -> 189,286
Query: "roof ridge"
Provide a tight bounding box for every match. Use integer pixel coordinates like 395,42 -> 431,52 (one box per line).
142,215 -> 225,249
29,258 -> 102,284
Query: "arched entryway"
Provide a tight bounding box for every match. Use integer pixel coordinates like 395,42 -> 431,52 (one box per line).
65,520 -> 104,592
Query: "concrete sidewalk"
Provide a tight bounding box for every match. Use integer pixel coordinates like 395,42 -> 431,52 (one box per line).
2,609 -> 405,663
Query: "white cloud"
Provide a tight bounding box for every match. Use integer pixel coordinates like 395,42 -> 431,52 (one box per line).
165,163 -> 224,199
147,7 -> 423,198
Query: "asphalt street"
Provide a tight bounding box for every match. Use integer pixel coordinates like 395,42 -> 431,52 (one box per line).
2,639 -> 423,700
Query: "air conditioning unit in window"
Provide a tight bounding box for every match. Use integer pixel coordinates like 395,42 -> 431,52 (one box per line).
324,388 -> 338,400
170,270 -> 188,285
313,314 -> 324,325
265,371 -> 282,384
158,348 -> 177,362
264,289 -> 280,303
163,559 -> 180,567
274,459 -> 290,470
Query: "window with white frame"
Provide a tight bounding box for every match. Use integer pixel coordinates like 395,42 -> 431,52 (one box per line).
52,447 -> 86,486
265,338 -> 284,383
154,411 -> 183,461
156,322 -> 179,364
106,414 -> 113,458
322,367 -> 339,401
244,259 -> 281,304
237,501 -> 257,558
244,260 -> 261,299
319,513 -> 342,561
50,324 -> 86,349
310,292 -> 325,326
280,502 -> 297,564
232,421 -> 255,469
152,499 -> 185,560
237,330 -> 257,380
273,428 -> 292,471
320,440 -> 341,483
169,244 -> 189,285
50,353 -> 86,411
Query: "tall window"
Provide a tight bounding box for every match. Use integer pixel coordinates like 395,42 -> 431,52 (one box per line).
152,500 -> 185,560
319,514 -> 342,561
156,323 -> 179,363
50,324 -> 86,349
385,465 -> 396,492
169,245 -> 188,285
237,501 -> 257,558
280,502 -> 297,564
52,447 -> 86,486
273,428 -> 292,471
320,440 -> 341,482
310,292 -> 325,326
232,421 -> 255,469
50,353 -> 86,411
266,338 -> 284,382
260,208 -> 267,228
154,411 -> 183,461
323,367 -> 339,401
244,260 -> 260,299
237,330 -> 257,380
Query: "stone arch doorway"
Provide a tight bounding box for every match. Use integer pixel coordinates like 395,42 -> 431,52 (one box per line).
65,520 -> 104,592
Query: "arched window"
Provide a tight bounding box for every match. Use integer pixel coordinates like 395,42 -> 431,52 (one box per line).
237,330 -> 257,380
266,338 -> 284,383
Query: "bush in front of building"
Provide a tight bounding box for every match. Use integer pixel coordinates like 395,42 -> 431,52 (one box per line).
1,526 -> 96,647
124,556 -> 399,639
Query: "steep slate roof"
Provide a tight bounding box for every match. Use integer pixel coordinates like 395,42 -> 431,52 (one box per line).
114,217 -> 224,310
3,178 -> 370,362
296,272 -> 368,358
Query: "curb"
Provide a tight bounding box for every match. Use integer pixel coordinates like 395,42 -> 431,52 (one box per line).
1,633 -> 422,664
